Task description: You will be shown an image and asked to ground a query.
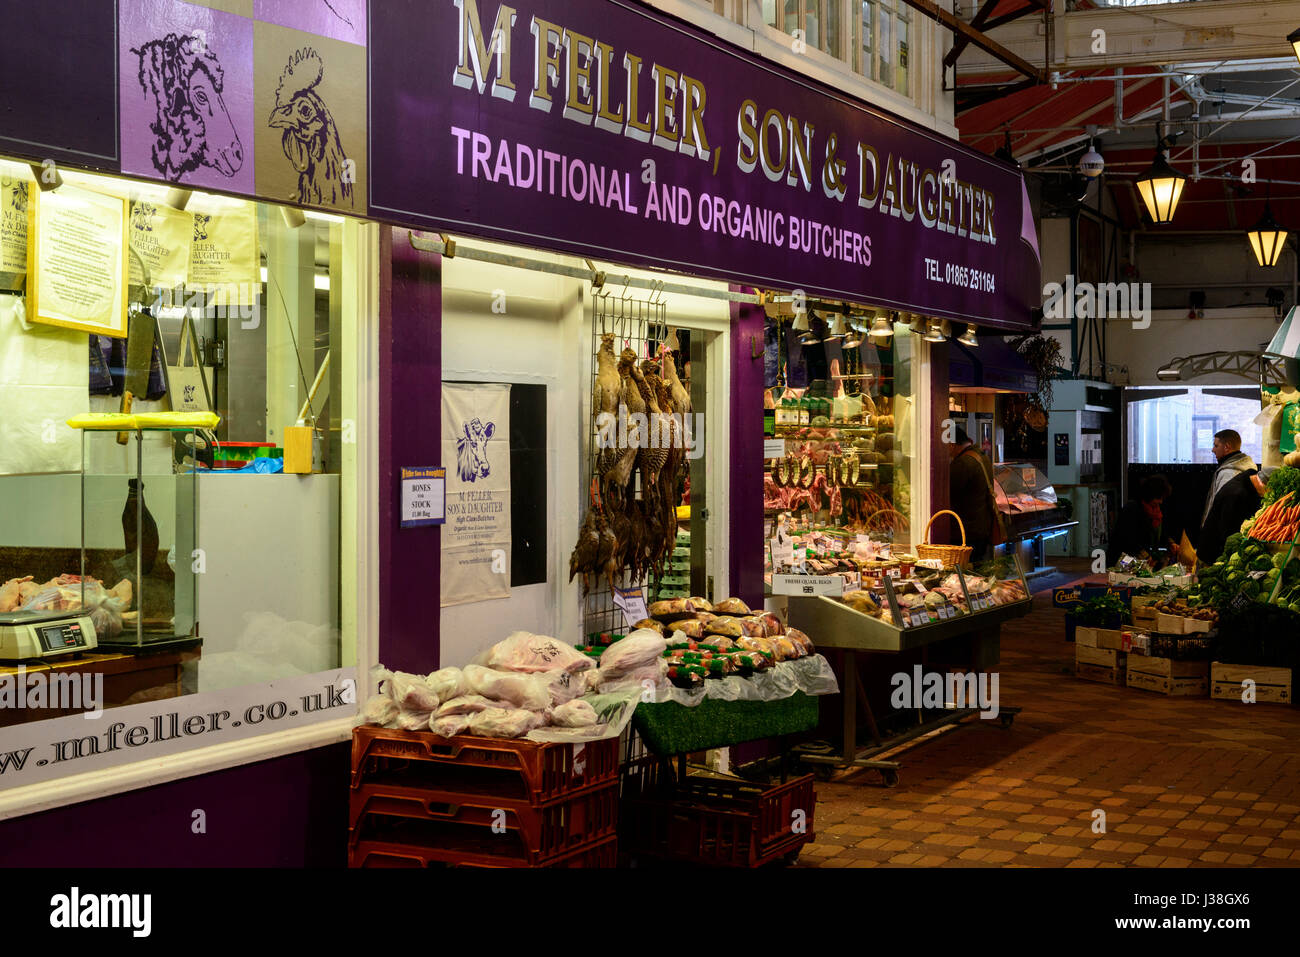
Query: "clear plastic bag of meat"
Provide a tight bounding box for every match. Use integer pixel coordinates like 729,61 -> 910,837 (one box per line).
466,707 -> 544,738
377,668 -> 444,712
462,664 -> 555,711
395,709 -> 435,731
426,667 -> 467,703
435,694 -> 499,718
548,699 -> 598,728
597,629 -> 667,677
430,714 -> 472,738
362,693 -> 400,728
484,632 -> 593,674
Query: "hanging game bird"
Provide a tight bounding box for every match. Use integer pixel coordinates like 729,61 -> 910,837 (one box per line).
268,47 -> 353,208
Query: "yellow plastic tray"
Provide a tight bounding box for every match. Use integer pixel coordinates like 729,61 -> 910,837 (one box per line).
132,411 -> 221,430
66,413 -> 139,431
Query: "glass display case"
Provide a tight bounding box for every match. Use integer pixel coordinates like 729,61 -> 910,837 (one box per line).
79,427 -> 200,651
994,462 -> 1070,538
786,552 -> 1032,652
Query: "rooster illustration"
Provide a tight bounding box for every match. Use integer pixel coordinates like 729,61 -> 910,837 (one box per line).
267,47 -> 353,208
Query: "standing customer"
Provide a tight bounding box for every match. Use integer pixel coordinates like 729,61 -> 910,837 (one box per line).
1196,430 -> 1261,564
1109,474 -> 1176,567
948,427 -> 998,562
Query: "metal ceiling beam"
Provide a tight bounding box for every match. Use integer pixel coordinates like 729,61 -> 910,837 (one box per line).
943,0 -> 1004,70
900,0 -> 1047,83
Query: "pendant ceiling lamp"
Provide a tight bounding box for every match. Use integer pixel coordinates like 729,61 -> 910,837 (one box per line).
828,314 -> 849,339
958,323 -> 979,347
1134,138 -> 1187,224
868,312 -> 894,340
921,318 -> 947,343
842,320 -> 864,349
1246,201 -> 1289,268
790,309 -> 809,333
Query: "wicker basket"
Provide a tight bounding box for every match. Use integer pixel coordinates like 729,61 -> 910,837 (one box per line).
917,510 -> 973,566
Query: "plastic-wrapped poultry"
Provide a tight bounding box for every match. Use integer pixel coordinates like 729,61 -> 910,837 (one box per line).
485,632 -> 593,674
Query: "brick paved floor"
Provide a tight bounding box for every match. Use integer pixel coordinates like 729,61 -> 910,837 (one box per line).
799,567 -> 1300,868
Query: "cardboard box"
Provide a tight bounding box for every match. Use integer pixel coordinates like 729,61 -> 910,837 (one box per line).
1127,656 -> 1209,696
1210,662 -> 1292,704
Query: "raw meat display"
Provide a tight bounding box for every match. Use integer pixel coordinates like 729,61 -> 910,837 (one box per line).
548,699 -> 598,728
568,341 -> 691,595
598,629 -> 667,677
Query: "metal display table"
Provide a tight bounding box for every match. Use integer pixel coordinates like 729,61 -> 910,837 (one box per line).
786,592 -> 1031,786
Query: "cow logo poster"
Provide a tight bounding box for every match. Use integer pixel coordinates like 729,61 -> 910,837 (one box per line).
441,383 -> 512,606
120,0 -> 256,194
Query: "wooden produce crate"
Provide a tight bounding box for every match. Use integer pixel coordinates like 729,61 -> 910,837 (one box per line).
1076,627 -> 1124,650
1131,604 -> 1160,632
1210,662 -> 1293,705
1127,656 -> 1209,696
1076,645 -> 1126,685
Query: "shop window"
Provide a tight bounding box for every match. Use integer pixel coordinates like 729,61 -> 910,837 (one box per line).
764,310 -> 920,573
0,155 -> 361,790
768,0 -> 845,61
1127,387 -> 1263,465
854,0 -> 910,94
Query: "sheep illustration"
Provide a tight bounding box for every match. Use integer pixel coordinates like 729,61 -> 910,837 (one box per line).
8,182 -> 26,214
456,418 -> 495,483
193,214 -> 211,242
268,47 -> 353,208
132,33 -> 244,182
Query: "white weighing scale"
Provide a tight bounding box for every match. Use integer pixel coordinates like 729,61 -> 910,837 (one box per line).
0,610 -> 97,661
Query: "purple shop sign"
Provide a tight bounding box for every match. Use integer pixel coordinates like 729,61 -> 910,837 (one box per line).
120,0 -> 257,194
369,0 -> 1042,329
256,0 -> 367,45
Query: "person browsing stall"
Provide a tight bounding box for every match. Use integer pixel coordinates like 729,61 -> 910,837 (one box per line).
948,427 -> 997,563
1109,474 -> 1177,567
1196,429 -> 1262,565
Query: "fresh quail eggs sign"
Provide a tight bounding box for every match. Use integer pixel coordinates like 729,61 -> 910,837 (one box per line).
368,0 -> 1042,329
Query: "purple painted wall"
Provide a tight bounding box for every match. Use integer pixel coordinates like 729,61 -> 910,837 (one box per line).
378,227 -> 443,672
729,289 -> 766,608
0,743 -> 349,867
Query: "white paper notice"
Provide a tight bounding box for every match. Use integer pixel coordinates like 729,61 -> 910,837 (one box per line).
400,467 -> 445,527
763,438 -> 785,459
613,586 -> 649,628
31,183 -> 126,336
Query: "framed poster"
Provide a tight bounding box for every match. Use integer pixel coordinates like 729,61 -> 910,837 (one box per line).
26,183 -> 129,338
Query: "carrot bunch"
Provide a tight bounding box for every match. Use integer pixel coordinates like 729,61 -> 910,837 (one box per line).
1251,491 -> 1300,542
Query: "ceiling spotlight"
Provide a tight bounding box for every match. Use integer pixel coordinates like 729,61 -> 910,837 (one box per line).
921,318 -> 948,343
1156,363 -> 1182,382
829,314 -> 849,339
1246,202 -> 1288,268
959,324 -> 979,347
843,318 -> 864,349
868,313 -> 894,340
1135,137 -> 1187,224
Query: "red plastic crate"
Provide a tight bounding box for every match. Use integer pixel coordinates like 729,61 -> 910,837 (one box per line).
351,726 -> 618,803
347,781 -> 619,864
348,834 -> 617,868
619,760 -> 816,867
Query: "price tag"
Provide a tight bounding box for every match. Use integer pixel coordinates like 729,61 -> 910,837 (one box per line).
901,614 -> 913,628
612,586 -> 648,628
771,537 -> 795,568
911,613 -> 927,627
940,605 -> 954,619
764,438 -> 785,460
913,580 -> 928,594
886,567 -> 902,579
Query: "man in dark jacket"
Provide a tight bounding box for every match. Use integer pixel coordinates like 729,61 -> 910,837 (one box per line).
948,427 -> 997,562
1196,430 -> 1261,565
